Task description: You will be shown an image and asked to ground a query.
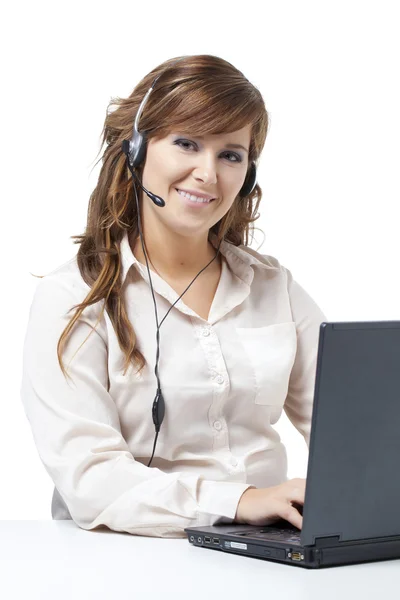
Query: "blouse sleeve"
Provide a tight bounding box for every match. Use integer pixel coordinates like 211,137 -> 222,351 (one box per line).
283,267 -> 328,448
20,276 -> 253,538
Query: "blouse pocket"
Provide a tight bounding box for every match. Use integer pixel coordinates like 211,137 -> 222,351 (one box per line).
236,322 -> 297,406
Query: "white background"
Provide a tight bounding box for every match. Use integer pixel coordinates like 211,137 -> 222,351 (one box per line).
1,0 -> 399,519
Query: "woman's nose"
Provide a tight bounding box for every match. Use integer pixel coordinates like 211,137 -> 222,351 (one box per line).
193,154 -> 218,184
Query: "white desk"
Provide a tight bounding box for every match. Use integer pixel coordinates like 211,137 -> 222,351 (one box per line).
1,521 -> 399,599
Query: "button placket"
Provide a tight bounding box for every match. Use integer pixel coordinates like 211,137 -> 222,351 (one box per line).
196,322 -> 230,450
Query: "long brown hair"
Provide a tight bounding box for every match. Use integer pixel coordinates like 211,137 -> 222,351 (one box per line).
34,54 -> 270,381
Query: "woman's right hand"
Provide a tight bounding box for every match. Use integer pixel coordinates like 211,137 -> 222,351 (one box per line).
234,478 -> 306,530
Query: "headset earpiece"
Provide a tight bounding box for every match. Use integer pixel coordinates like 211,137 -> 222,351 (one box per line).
124,131 -> 148,169
239,161 -> 257,198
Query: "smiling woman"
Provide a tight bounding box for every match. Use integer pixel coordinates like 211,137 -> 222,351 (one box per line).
21,54 -> 325,539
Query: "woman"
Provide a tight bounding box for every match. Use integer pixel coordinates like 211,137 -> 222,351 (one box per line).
21,54 -> 327,538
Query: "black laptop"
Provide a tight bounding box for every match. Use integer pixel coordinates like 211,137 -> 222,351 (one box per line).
185,321 -> 400,568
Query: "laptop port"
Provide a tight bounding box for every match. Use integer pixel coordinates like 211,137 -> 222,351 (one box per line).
204,536 -> 211,544
289,552 -> 304,561
212,538 -> 220,544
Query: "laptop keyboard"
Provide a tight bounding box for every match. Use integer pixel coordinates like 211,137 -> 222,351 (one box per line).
234,526 -> 302,544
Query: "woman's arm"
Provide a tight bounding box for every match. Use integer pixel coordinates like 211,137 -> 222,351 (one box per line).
282,267 -> 328,448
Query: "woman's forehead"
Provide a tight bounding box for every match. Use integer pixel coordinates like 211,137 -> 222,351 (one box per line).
166,123 -> 252,141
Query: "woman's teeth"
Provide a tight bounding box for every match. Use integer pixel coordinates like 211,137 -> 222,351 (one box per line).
176,189 -> 213,203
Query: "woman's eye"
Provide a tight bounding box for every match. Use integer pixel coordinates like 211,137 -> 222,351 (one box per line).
175,139 -> 194,151
173,139 -> 242,163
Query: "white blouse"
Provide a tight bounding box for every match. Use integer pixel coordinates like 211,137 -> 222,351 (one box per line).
20,230 -> 327,538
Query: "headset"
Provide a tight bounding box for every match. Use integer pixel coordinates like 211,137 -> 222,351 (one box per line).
121,58 -> 257,467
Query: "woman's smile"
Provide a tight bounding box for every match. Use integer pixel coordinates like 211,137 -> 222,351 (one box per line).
175,188 -> 217,208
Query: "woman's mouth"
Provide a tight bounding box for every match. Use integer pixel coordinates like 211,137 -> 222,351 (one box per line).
175,188 -> 216,207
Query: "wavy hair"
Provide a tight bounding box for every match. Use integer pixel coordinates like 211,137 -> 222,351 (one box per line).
33,54 -> 270,381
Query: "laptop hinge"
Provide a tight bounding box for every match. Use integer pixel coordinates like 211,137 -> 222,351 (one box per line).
314,535 -> 341,548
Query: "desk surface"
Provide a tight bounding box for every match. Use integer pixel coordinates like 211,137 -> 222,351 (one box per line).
1,521 -> 399,599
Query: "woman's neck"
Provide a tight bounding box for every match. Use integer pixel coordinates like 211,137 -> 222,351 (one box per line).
130,232 -> 220,280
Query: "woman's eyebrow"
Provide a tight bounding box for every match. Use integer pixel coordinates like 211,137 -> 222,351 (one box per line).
225,143 -> 249,153
174,133 -> 249,154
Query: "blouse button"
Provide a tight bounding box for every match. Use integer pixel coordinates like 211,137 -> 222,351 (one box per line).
216,375 -> 224,384
214,421 -> 222,431
202,328 -> 211,337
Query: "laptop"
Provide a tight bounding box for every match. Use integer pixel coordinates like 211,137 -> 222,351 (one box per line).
185,321 -> 400,568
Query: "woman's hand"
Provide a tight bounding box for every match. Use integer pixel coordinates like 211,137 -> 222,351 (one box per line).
234,478 -> 306,530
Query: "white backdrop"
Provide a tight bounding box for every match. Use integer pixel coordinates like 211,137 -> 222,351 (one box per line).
1,0 -> 399,519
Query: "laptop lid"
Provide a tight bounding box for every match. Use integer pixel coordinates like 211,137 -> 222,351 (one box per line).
301,321 -> 400,547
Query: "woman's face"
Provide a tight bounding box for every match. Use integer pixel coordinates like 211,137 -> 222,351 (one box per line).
138,123 -> 252,238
